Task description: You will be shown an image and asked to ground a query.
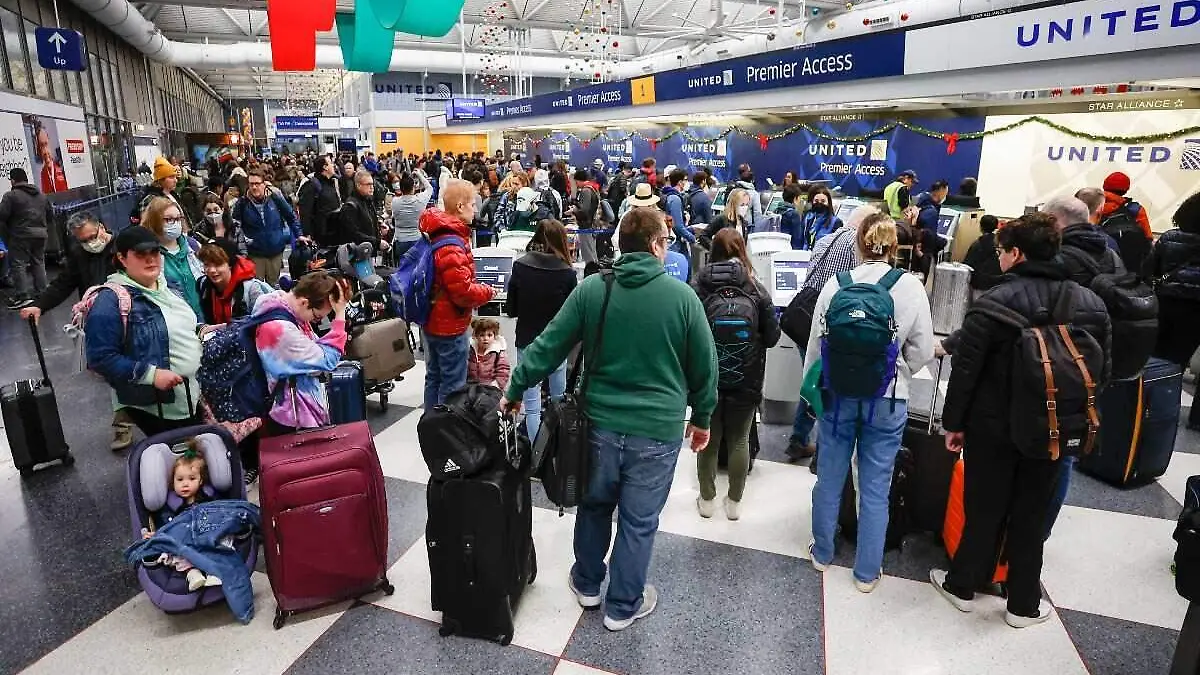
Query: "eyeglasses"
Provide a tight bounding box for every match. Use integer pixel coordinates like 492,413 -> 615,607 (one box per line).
164,216 -> 184,225
248,181 -> 265,187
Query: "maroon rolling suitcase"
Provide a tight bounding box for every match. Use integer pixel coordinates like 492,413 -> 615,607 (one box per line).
259,420 -> 393,628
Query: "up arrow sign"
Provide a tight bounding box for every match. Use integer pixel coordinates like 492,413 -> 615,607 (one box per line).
35,27 -> 86,71
48,31 -> 66,53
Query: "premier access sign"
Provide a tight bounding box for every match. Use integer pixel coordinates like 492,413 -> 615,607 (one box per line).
34,28 -> 87,72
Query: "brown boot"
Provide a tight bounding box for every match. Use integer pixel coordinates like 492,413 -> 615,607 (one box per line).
110,423 -> 133,452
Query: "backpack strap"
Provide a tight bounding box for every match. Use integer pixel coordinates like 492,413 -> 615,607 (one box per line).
836,271 -> 853,288
877,267 -> 905,291
1056,323 -> 1100,456
1029,327 -> 1062,461
575,270 -> 617,398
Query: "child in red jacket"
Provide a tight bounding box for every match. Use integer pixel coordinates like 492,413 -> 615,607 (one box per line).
466,317 -> 510,391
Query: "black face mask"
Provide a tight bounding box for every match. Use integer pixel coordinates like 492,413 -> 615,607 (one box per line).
811,202 -> 830,212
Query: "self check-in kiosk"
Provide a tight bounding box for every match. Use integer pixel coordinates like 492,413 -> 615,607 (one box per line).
761,250 -> 812,425
472,246 -> 520,350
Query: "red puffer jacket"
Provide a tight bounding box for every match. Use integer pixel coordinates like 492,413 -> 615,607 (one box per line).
420,208 -> 495,337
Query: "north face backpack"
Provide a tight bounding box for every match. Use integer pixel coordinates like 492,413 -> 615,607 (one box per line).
1101,201 -> 1152,274
703,285 -> 762,391
820,268 -> 904,400
388,234 -> 466,326
1066,249 -> 1158,380
196,308 -> 295,423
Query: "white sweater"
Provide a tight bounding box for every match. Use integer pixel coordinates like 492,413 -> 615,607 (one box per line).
802,261 -> 936,402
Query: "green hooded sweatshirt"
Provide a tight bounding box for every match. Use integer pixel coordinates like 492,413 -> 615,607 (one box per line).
506,252 -> 718,441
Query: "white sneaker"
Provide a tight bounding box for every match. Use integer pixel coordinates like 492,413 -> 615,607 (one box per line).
697,497 -> 717,519
603,585 -> 658,632
186,569 -> 206,592
204,575 -> 223,587
854,575 -> 881,594
1005,602 -> 1053,629
567,572 -> 602,609
808,540 -> 828,573
723,497 -> 741,521
930,569 -> 975,613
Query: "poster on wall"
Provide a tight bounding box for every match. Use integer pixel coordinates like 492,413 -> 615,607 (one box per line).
0,112 -> 94,194
977,109 -> 1200,226
0,113 -> 33,194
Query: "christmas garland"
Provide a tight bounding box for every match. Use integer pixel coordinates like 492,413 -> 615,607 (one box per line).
511,116 -> 1200,156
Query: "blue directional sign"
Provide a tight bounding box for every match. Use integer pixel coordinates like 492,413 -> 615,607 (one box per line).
35,28 -> 87,72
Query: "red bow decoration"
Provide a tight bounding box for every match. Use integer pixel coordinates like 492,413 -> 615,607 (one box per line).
649,139 -> 658,151
757,134 -> 769,151
581,140 -> 590,149
266,0 -> 335,70
1116,83 -> 1129,93
1093,85 -> 1109,95
532,139 -> 541,148
1050,88 -> 1064,97
1071,86 -> 1086,96
943,132 -> 959,155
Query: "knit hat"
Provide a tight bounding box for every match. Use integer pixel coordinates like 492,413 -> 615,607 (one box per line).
152,156 -> 178,183
1103,171 -> 1131,195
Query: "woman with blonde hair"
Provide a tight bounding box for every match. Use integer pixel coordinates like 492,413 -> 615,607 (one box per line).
142,196 -> 204,319
704,188 -> 753,245
803,212 -> 935,593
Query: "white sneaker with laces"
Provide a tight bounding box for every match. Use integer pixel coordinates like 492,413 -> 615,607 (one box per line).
567,572 -> 601,609
1005,602 -> 1053,628
204,575 -> 223,587
186,569 -> 206,592
854,575 -> 881,594
696,497 -> 717,519
808,540 -> 828,573
930,569 -> 975,613
723,497 -> 741,521
603,585 -> 658,632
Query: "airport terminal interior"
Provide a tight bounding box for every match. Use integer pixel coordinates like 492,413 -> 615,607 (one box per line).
0,0 -> 1199,673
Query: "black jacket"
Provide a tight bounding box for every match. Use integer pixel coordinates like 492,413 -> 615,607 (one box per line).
329,192 -> 381,250
963,232 -> 1003,291
297,175 -> 342,244
1144,228 -> 1200,364
1059,223 -> 1125,286
703,214 -> 749,248
34,234 -> 118,312
0,183 -> 54,240
691,259 -> 781,404
942,259 -> 1111,441
505,251 -> 578,349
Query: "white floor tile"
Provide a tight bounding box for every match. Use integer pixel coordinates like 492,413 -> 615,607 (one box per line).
369,506 -> 584,657
1162,451 -> 1200,509
554,660 -> 622,675
1183,389 -> 1194,410
22,573 -> 348,675
369,361 -> 426,410
823,567 -> 1088,675
657,448 -> 815,560
373,408 -> 429,484
1042,505 -> 1188,630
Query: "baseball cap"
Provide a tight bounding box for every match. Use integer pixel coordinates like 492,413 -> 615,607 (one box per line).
114,226 -> 161,254
898,169 -> 919,182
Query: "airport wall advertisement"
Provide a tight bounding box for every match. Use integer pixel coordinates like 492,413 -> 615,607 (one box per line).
0,111 -> 94,195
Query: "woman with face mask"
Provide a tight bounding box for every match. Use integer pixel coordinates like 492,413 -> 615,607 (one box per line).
142,197 -> 205,320
798,186 -> 843,251
703,188 -> 753,248
192,195 -> 248,257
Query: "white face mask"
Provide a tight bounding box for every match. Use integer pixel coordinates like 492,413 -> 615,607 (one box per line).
205,212 -> 223,225
81,236 -> 107,254
164,220 -> 183,240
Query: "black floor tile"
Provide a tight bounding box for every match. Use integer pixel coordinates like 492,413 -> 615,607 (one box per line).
284,603 -> 557,675
1064,464 -> 1182,521
563,531 -> 825,675
832,530 -> 951,585
1059,607 -> 1180,675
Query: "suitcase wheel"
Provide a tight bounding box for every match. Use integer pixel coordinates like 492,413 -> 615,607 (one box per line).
528,547 -> 537,585
61,453 -> 75,467
380,578 -> 395,596
18,468 -> 33,480
379,393 -> 389,412
438,619 -> 458,637
498,633 -> 512,647
273,609 -> 288,630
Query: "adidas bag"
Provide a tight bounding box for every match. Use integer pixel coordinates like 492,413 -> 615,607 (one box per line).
388,234 -> 465,325
417,384 -> 529,481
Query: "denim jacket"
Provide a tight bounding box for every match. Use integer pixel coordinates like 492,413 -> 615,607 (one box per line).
84,281 -> 191,408
125,499 -> 260,624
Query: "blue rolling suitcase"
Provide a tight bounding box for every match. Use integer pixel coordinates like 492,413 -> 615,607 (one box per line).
1081,357 -> 1182,487
325,361 -> 368,424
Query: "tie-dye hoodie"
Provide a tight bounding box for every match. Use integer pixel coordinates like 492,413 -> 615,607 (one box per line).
252,290 -> 348,429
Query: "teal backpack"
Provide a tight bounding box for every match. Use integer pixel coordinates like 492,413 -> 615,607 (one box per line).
820,267 -> 903,407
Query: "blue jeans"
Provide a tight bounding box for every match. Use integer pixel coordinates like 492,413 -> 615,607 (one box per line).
518,347 -> 567,440
571,426 -> 682,621
791,347 -> 815,444
423,331 -> 469,410
1043,456 -> 1075,540
393,239 -> 417,260
810,396 -> 908,584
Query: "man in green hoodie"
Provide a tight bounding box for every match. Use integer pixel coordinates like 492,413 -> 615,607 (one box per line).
502,208 -> 718,632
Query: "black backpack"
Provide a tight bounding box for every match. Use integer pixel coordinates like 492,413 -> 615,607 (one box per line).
1101,201 -> 1152,274
703,285 -> 763,392
1174,475 -> 1200,603
1065,248 -> 1158,380
979,287 -> 1104,461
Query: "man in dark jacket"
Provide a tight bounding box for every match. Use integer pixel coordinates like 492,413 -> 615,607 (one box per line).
297,156 -> 342,245
607,163 -> 632,217
914,180 -> 950,277
1044,195 -> 1125,285
0,168 -> 55,309
18,211 -> 131,449
685,172 -> 713,227
962,215 -> 1004,292
331,169 -> 385,252
931,213 -> 1111,629
234,168 -> 307,282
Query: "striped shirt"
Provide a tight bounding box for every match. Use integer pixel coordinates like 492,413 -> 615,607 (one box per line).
802,226 -> 860,292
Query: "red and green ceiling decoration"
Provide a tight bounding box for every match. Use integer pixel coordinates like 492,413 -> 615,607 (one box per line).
267,0 -> 467,72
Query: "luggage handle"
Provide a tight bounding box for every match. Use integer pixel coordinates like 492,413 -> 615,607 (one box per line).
155,379 -> 194,420
926,355 -> 945,436
27,317 -> 52,388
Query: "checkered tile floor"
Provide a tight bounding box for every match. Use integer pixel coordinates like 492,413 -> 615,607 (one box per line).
3,354 -> 1196,675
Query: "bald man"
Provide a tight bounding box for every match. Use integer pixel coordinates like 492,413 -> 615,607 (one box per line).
418,178 -> 496,409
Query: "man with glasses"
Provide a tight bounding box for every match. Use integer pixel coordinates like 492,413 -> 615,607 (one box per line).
233,168 -> 308,283
501,208 -> 717,633
331,169 -> 387,253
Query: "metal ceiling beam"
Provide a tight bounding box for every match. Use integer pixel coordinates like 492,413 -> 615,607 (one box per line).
521,0 -> 555,22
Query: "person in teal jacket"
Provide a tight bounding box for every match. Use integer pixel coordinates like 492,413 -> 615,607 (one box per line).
501,207 -> 717,634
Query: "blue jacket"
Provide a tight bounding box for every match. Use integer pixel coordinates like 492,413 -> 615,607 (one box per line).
125,500 -> 260,624
780,206 -> 805,250
85,282 -> 192,408
233,193 -> 302,258
685,186 -> 713,226
798,209 -> 841,251
661,186 -> 695,255
915,192 -> 945,254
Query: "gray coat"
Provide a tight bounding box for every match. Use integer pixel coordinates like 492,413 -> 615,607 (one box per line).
0,183 -> 54,241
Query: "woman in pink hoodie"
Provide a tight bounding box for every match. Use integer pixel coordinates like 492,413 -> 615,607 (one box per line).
466,317 -> 510,391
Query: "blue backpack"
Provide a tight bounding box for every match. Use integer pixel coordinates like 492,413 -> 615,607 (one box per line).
197,308 -> 295,423
820,268 -> 904,404
389,234 -> 466,325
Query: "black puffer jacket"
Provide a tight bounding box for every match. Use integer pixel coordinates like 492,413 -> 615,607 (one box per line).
505,251 -> 578,349
34,234 -> 117,312
1145,228 -> 1200,363
691,259 -> 781,404
297,175 -> 342,244
0,183 -> 54,239
942,259 -> 1112,441
1059,222 -> 1125,285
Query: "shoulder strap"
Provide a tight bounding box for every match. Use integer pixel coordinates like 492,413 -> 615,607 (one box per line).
1030,327 -> 1063,461
1057,323 -> 1100,456
836,271 -> 853,288
431,235 -> 466,252
877,267 -> 905,291
578,270 -> 617,400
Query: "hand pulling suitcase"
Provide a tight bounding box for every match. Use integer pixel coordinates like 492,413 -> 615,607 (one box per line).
323,361 -> 368,424
905,356 -> 959,534
426,418 -> 536,646
346,318 -> 416,384
943,457 -> 1008,584
929,262 -> 973,335
1080,357 -> 1182,487
259,420 -> 392,629
2,318 -> 73,477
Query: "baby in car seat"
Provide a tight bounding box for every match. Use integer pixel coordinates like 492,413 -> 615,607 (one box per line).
141,443 -> 224,592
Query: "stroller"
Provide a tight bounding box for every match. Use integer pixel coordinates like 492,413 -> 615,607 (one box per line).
126,425 -> 258,614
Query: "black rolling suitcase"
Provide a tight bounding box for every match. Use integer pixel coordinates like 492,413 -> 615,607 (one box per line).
1080,357 -> 1182,487
838,445 -> 913,550
905,356 -> 958,534
426,467 -> 536,646
2,318 -> 73,478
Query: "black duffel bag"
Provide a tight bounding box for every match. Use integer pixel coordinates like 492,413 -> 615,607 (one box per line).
418,384 -> 528,481
780,286 -> 820,346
